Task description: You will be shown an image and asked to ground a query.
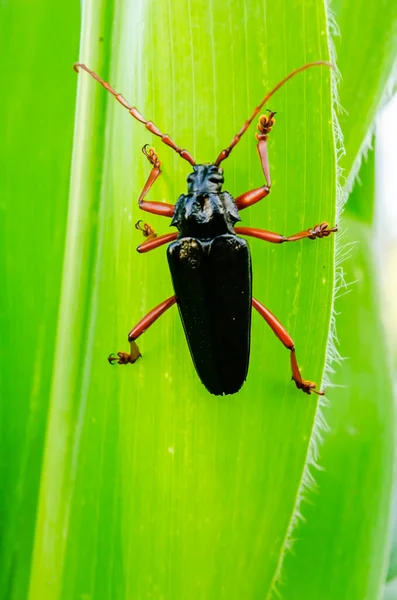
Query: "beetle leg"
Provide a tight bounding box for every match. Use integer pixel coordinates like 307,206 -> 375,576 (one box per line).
108,296 -> 177,365
234,112 -> 276,210
255,110 -> 276,185
252,297 -> 324,396
135,219 -> 157,241
235,222 -> 338,243
138,145 -> 175,218
234,185 -> 271,210
137,232 -> 178,253
134,214 -> 178,254
284,222 -> 338,241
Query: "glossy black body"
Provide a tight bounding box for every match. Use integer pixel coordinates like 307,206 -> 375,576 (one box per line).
167,164 -> 252,395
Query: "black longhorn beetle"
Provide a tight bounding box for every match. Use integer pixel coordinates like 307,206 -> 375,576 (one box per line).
74,61 -> 337,396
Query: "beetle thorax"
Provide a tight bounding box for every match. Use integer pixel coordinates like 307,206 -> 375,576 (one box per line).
171,164 -> 241,239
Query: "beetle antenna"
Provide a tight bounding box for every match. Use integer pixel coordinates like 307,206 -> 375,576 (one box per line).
74,63 -> 196,166
215,61 -> 333,166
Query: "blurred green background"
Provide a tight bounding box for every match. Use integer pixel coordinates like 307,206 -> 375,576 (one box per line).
1,0 -> 396,598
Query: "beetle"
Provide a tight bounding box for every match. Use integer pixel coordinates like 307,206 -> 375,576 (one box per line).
74,61 -> 336,396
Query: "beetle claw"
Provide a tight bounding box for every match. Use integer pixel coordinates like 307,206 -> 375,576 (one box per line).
293,377 -> 324,396
108,346 -> 142,365
108,353 -> 117,364
108,351 -> 133,365
256,110 -> 276,141
142,144 -> 161,168
308,222 -> 338,239
135,219 -> 157,241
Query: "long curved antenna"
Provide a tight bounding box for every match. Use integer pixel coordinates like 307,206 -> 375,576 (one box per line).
215,61 -> 333,166
74,63 -> 196,166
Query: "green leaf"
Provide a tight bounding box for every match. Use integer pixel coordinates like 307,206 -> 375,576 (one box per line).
3,0 -> 337,598
276,150 -> 395,599
386,492 -> 397,584
332,0 -> 397,181
0,2 -> 80,599
384,578 -> 397,600
270,0 -> 397,591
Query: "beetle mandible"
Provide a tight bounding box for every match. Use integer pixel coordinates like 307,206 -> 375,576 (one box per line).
74,61 -> 336,396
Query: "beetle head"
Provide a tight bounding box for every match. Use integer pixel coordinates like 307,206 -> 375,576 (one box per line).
187,164 -> 224,194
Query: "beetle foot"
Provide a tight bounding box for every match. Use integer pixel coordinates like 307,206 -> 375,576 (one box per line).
293,377 -> 324,396
292,378 -> 324,396
308,222 -> 338,239
135,219 -> 157,241
142,144 -> 161,168
108,340 -> 142,365
256,110 -> 276,141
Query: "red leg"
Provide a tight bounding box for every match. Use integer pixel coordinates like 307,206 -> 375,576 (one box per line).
236,222 -> 338,243
234,111 -> 275,211
108,296 -> 177,365
135,219 -> 177,252
256,111 -> 275,185
75,63 -> 176,217
252,297 -> 324,396
137,232 -> 178,253
135,220 -> 157,241
235,186 -> 271,210
138,146 -> 175,217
